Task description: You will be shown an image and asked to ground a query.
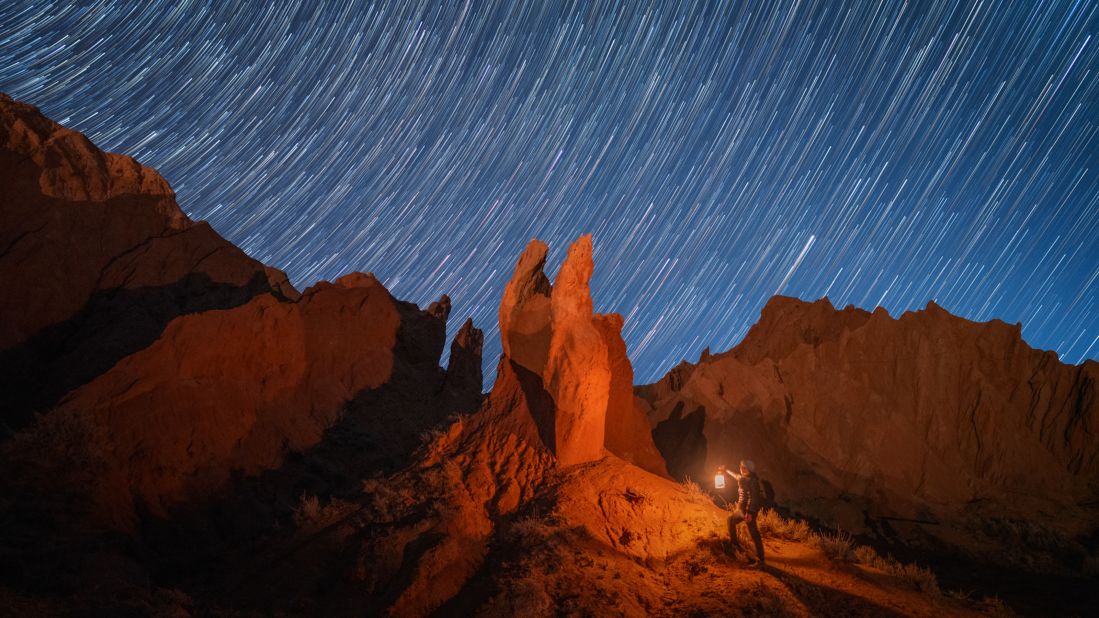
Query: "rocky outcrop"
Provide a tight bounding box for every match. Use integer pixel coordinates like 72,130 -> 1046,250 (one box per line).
253,237 -> 670,614
204,232 -> 678,615
0,94 -> 296,432
2,93 -> 1073,616
18,273 -> 460,529
596,313 -> 670,476
498,236 -> 666,473
444,317 -> 484,399
0,96 -> 483,534
638,296 -> 1099,561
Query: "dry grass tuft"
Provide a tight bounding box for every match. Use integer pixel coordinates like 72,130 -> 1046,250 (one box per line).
808,529 -> 855,562
508,515 -> 555,547
851,543 -> 941,596
978,595 -> 1016,617
293,492 -> 322,527
756,509 -> 812,541
681,477 -> 708,500
751,510 -> 942,599
418,426 -> 447,447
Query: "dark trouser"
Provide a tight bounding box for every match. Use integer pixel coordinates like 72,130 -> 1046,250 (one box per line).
728,510 -> 765,563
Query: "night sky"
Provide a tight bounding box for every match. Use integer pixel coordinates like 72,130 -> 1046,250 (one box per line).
2,1 -> 1097,386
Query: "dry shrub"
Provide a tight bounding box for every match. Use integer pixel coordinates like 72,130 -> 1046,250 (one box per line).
747,510 -> 942,598
415,414 -> 468,466
756,509 -> 811,541
1,409 -> 107,515
293,492 -> 322,527
894,561 -> 940,596
681,477 -> 707,500
508,516 -> 554,547
978,595 -> 1016,617
852,544 -> 941,596
853,544 -> 880,565
361,477 -> 415,522
418,426 -> 447,447
809,529 -> 855,562
945,588 -> 972,602
292,492 -> 356,532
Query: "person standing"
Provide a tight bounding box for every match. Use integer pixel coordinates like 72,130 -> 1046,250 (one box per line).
718,460 -> 766,568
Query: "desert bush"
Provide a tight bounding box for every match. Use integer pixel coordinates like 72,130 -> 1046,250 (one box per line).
853,544 -> 880,565
293,492 -> 322,527
681,477 -> 707,500
945,588 -> 972,602
756,509 -> 811,541
293,492 -> 357,532
418,426 -> 447,446
361,477 -> 416,522
978,595 -> 1016,617
852,544 -> 941,596
415,415 -> 467,463
508,515 -> 554,547
808,529 -> 855,562
894,561 -> 940,596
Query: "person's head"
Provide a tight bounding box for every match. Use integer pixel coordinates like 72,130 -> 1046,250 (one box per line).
739,459 -> 756,476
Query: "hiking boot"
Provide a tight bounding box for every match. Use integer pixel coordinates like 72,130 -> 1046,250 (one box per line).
723,542 -> 740,557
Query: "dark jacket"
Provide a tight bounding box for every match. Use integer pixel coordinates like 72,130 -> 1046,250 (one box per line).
729,471 -> 762,514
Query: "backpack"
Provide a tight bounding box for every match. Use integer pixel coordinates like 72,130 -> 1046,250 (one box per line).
759,477 -> 776,511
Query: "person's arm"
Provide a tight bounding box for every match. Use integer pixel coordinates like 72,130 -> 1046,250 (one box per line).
716,464 -> 741,481
745,476 -> 762,517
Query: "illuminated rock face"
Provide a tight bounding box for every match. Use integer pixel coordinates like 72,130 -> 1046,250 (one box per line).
0,95 -> 483,529
638,295 -> 1099,545
40,267 -> 482,529
49,274 -> 404,527
0,94 -> 297,431
498,235 -> 666,473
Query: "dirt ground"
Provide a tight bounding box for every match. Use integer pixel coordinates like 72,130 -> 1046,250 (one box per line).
471,525 -> 984,617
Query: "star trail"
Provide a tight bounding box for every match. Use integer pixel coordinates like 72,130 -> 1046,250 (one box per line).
2,1 -> 1097,386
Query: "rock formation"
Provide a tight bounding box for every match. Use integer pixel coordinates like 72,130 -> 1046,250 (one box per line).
0,94 -> 297,433
42,274 -> 466,528
0,93 -> 483,552
499,237 -> 666,473
0,94 -> 1088,615
638,296 -> 1099,565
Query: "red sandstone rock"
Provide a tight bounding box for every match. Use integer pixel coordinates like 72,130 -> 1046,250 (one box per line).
638,295 -> 1099,554
34,268 -> 479,531
0,94 -> 296,427
595,313 -> 669,476
543,235 -> 610,466
0,94 -> 1029,616
499,239 -> 553,373
497,235 -> 665,473
50,275 -> 399,527
444,317 -> 485,397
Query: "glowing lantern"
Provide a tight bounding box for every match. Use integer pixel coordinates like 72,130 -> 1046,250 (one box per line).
714,472 -> 725,489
